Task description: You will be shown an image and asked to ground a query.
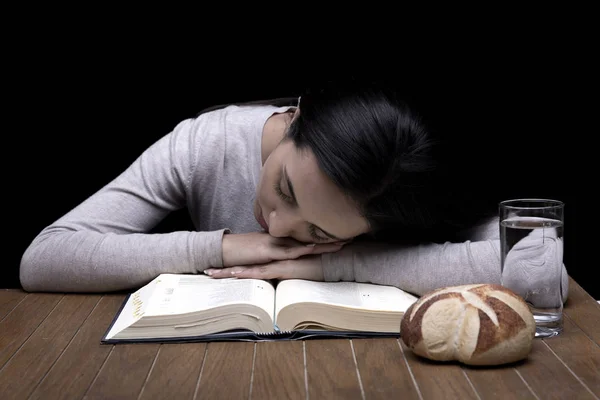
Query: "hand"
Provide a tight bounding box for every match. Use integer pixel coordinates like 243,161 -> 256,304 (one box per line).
221,232 -> 345,268
205,254 -> 324,281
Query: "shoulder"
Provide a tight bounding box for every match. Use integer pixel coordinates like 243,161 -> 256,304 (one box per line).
196,103 -> 295,132
196,104 -> 294,154
181,103 -> 295,175
173,104 -> 293,156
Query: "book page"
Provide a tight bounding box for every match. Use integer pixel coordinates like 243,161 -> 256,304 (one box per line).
275,280 -> 418,317
105,274 -> 162,339
145,274 -> 275,321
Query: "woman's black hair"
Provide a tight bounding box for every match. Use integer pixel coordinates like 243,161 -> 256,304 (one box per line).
197,79 -> 496,243
288,79 -> 497,243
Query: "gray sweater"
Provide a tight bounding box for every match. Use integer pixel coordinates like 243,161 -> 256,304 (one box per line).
20,104 -> 568,300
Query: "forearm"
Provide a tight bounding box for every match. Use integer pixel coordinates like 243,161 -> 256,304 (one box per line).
321,239 -> 502,296
19,117 -> 221,293
20,229 -> 227,293
322,237 -> 569,304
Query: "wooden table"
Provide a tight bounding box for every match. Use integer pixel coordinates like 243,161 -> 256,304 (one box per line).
1,277 -> 598,400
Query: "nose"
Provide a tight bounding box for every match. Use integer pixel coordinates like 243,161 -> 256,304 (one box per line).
267,209 -> 299,238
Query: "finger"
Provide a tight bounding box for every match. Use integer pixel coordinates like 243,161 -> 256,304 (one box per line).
203,266 -> 270,279
229,263 -> 319,280
205,258 -> 322,281
275,243 -> 318,260
277,241 -> 345,260
206,265 -> 282,280
309,242 -> 347,255
230,265 -> 276,279
203,268 -> 237,279
269,236 -> 304,247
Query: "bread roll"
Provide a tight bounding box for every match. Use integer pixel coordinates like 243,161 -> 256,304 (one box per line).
400,283 -> 535,366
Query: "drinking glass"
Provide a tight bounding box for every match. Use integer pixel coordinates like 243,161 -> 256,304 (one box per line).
499,198 -> 565,338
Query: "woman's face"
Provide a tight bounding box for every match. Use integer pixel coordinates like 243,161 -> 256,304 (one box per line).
254,138 -> 370,244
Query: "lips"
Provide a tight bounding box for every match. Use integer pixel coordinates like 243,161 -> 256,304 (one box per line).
256,209 -> 269,232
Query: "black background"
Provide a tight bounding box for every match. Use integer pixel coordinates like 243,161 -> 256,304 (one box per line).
5,32 -> 590,299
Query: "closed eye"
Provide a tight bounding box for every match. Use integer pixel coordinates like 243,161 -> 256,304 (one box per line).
273,182 -> 293,203
278,166 -> 343,243
309,224 -> 329,242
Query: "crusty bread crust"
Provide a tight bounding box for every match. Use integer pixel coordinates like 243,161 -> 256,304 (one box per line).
401,284 -> 536,366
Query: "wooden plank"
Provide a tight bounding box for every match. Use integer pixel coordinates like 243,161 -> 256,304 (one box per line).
399,340 -> 479,399
542,316 -> 600,397
564,277 -> 600,345
251,341 -> 305,400
195,342 -> 255,400
515,338 -> 597,399
462,307 -> 570,400
305,339 -> 363,399
0,289 -> 27,321
0,293 -> 63,369
0,294 -> 100,399
82,343 -> 160,400
462,364 -> 535,399
28,295 -> 126,400
138,343 -> 206,400
352,338 -> 420,400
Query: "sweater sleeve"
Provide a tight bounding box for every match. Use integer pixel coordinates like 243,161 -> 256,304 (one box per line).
321,216 -> 569,303
20,117 -> 228,293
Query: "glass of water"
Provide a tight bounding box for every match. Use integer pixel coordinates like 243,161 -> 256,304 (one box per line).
499,198 -> 565,338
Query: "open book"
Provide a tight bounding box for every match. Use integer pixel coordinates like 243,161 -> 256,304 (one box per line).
102,273 -> 419,343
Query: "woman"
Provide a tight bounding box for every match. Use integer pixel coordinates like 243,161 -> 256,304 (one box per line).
20,79 -> 515,295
